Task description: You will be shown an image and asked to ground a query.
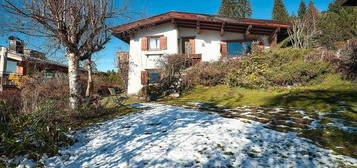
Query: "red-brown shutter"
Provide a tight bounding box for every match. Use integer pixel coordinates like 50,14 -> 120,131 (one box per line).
141,37 -> 148,51
189,39 -> 195,54
220,42 -> 227,56
16,65 -> 24,75
141,71 -> 148,85
159,71 -> 164,80
160,36 -> 167,50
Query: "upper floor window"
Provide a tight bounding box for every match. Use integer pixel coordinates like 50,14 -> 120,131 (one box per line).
149,37 -> 160,50
142,36 -> 167,51
227,41 -> 252,56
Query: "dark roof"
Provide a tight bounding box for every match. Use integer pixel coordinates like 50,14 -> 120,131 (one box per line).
110,11 -> 291,43
342,0 -> 357,6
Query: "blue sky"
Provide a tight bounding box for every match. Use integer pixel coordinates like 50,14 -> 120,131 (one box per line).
0,0 -> 334,72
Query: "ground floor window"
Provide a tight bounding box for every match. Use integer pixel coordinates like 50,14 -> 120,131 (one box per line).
148,71 -> 161,84
141,69 -> 163,85
227,41 -> 252,56
6,60 -> 17,74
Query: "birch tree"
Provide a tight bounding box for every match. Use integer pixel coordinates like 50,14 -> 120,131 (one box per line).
0,0 -> 125,109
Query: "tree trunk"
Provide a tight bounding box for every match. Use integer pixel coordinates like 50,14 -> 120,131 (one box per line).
85,59 -> 93,97
67,52 -> 81,110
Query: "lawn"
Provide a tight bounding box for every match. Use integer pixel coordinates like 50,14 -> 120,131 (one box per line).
161,75 -> 357,158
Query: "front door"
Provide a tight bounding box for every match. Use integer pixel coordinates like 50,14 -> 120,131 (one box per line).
182,37 -> 195,54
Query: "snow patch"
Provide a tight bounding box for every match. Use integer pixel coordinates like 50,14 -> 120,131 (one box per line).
41,104 -> 357,168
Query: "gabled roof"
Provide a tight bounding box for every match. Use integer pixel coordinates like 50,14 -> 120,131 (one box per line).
342,0 -> 357,6
110,11 -> 291,43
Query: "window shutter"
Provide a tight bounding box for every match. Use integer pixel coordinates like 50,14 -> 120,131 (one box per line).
141,71 -> 148,85
141,37 -> 148,51
189,39 -> 195,54
220,42 -> 227,56
160,36 -> 167,50
159,71 -> 164,80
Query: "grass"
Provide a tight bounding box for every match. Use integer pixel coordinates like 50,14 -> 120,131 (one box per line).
160,74 -> 357,158
163,74 -> 357,113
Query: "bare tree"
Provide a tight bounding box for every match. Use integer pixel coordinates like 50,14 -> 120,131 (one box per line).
288,17 -> 319,49
288,7 -> 320,49
288,18 -> 309,49
0,0 -> 127,109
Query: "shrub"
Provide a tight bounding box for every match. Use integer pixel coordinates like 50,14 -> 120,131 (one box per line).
138,54 -> 205,101
93,71 -> 123,96
184,60 -> 240,87
226,48 -> 332,88
0,76 -> 75,165
21,75 -> 70,113
1,71 -> 133,166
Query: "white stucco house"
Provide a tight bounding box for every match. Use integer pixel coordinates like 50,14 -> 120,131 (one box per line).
110,11 -> 291,95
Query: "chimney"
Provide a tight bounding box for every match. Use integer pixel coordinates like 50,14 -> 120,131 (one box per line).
8,36 -> 24,54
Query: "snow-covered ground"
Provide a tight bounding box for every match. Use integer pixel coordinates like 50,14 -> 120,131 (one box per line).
41,104 -> 356,168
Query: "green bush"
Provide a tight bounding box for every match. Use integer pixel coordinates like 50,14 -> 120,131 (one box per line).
226,48 -> 332,88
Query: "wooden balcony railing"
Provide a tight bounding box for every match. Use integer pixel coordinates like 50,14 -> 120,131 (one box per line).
180,54 -> 202,67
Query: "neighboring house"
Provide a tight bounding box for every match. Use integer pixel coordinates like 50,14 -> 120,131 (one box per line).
111,11 -> 291,95
342,0 -> 357,6
0,37 -> 68,91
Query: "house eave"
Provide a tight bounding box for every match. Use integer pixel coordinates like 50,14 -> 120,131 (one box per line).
110,11 -> 291,43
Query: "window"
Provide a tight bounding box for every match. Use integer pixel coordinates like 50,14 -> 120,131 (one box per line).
227,41 -> 252,56
142,36 -> 167,51
6,60 -> 17,74
149,37 -> 160,50
148,71 -> 161,84
44,69 -> 54,79
141,70 -> 162,85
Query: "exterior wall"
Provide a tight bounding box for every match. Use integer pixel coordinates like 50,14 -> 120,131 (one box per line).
127,23 -> 178,94
127,23 -> 272,94
0,47 -> 7,76
178,28 -> 271,62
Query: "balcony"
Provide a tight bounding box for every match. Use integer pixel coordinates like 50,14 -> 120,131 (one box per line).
180,54 -> 202,67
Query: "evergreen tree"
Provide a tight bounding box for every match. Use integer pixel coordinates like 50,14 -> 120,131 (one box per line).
318,0 -> 357,48
218,0 -> 253,18
298,0 -> 307,18
307,0 -> 319,15
272,0 -> 290,21
306,0 -> 320,32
